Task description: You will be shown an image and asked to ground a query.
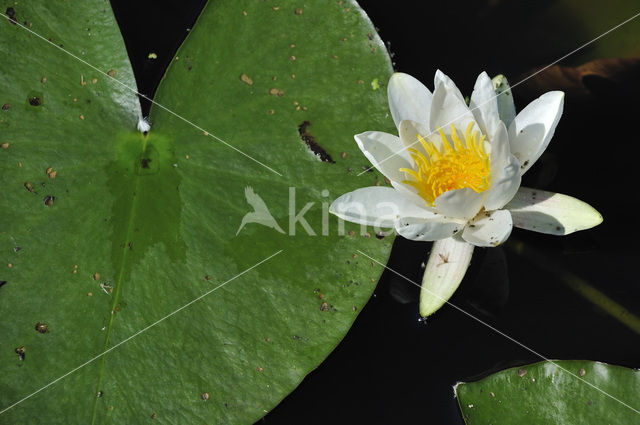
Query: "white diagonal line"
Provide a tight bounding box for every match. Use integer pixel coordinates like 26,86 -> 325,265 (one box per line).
0,250 -> 283,416
357,249 -> 640,416
357,9 -> 640,176
0,13 -> 282,177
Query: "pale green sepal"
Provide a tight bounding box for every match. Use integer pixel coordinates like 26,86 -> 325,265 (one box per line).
506,187 -> 603,235
420,237 -> 474,316
492,74 -> 516,129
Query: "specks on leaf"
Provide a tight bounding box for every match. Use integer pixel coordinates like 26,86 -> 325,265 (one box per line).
6,7 -> 17,24
28,96 -> 42,107
15,346 -> 25,361
35,322 -> 50,333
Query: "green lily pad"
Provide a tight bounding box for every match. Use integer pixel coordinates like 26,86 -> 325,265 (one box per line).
0,1 -> 395,423
456,360 -> 640,424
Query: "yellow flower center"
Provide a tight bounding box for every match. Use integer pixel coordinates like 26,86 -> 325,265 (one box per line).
400,122 -> 490,206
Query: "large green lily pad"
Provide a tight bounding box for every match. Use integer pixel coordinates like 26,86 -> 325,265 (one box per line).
0,1 -> 395,423
456,360 -> 640,424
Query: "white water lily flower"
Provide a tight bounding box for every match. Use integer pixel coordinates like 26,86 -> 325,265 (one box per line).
330,71 -> 602,316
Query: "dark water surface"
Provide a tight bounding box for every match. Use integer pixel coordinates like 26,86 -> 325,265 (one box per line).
110,1 -> 640,423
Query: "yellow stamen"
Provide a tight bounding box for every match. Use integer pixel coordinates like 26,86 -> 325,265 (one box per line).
400,122 -> 490,206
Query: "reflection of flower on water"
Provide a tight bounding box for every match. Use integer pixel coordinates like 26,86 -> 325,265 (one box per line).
330,71 -> 602,316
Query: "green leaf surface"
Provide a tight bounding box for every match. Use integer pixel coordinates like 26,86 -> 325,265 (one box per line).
0,1 -> 394,423
456,360 -> 640,424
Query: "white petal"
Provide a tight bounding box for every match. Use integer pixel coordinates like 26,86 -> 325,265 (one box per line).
462,209 -> 513,247
395,215 -> 465,242
354,131 -> 412,184
505,187 -> 603,235
398,119 -> 430,156
484,154 -> 521,211
388,72 -> 433,128
420,237 -> 474,317
492,74 -> 516,129
330,186 -> 433,228
508,91 -> 564,174
435,188 -> 485,220
469,72 -> 500,138
430,71 -> 477,134
489,121 -> 509,180
391,180 -> 435,210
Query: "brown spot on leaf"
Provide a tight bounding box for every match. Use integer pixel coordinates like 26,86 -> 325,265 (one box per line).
239,73 -> 253,85
107,69 -> 117,77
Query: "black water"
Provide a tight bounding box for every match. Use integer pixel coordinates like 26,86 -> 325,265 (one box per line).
110,1 -> 640,424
